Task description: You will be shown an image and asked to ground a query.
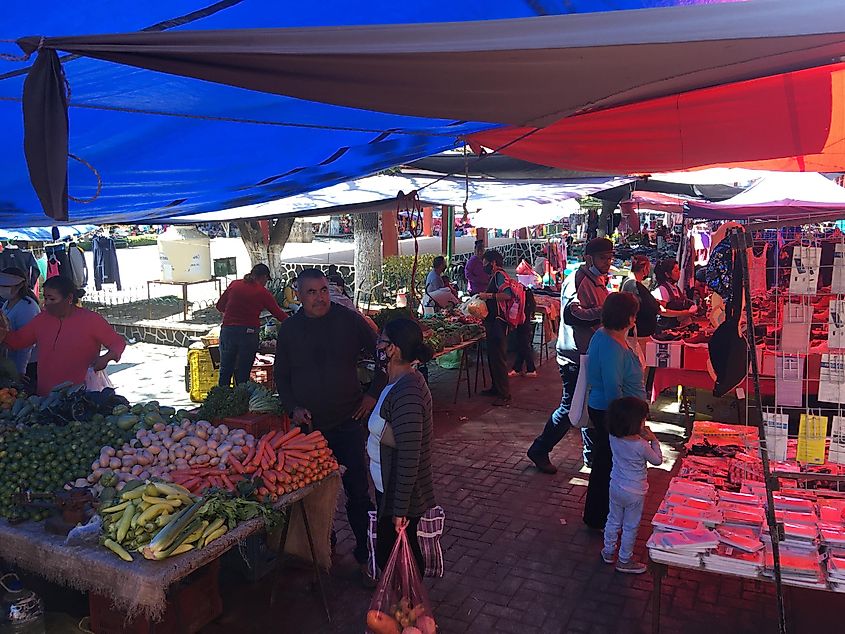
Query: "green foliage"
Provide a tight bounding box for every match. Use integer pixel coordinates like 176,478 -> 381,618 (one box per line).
382,253 -> 436,299
78,236 -> 158,251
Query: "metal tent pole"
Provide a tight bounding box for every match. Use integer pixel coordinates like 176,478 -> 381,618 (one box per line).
731,227 -> 787,634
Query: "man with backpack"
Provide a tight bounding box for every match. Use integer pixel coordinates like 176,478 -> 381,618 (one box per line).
527,237 -> 614,474
477,249 -> 525,407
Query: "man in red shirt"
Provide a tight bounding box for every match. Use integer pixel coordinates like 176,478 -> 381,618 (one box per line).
216,263 -> 287,386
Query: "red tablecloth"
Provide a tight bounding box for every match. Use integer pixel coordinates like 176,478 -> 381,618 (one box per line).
651,368 -> 819,402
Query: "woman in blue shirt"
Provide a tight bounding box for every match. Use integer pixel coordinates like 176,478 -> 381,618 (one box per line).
583,292 -> 646,530
0,267 -> 41,387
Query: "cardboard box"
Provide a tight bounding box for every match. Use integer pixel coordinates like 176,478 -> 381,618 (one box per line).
646,340 -> 682,369
760,349 -> 776,377
683,343 -> 709,371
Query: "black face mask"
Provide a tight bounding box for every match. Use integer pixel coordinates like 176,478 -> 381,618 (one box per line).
483,264 -> 494,274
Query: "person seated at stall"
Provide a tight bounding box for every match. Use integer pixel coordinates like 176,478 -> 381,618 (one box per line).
652,259 -> 698,331
0,276 -> 126,395
423,256 -> 460,309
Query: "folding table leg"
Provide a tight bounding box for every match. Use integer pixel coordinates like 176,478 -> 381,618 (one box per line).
464,347 -> 471,398
453,347 -> 469,404
300,500 -> 332,623
651,561 -> 666,634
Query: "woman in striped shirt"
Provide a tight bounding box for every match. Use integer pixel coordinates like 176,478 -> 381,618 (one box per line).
367,318 -> 436,573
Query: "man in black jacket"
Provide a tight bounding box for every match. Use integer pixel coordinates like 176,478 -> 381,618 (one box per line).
274,268 -> 385,585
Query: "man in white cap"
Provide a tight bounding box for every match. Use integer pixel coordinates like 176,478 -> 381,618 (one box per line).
527,237 -> 614,474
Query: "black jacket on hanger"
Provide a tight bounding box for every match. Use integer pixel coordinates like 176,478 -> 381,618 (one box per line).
0,247 -> 39,288
92,236 -> 122,290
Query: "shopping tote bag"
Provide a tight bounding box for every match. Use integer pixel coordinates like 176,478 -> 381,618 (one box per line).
366,525 -> 436,634
568,354 -> 592,429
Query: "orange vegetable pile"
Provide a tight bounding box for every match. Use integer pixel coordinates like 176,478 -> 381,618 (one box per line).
169,427 -> 339,501
0,387 -> 18,410
234,427 -> 340,501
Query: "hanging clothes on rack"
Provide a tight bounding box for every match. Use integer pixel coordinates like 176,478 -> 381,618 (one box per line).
0,245 -> 39,288
748,242 -> 769,294
66,241 -> 89,289
92,236 -> 122,290
44,243 -> 72,282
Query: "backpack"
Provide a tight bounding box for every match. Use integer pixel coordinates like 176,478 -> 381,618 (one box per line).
496,273 -> 527,329
562,270 -> 601,329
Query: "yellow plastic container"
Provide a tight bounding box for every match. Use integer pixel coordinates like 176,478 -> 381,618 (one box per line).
186,348 -> 219,402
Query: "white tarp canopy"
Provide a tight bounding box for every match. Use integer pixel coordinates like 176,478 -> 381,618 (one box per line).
685,172 -> 845,221
470,199 -> 581,231
167,173 -> 634,226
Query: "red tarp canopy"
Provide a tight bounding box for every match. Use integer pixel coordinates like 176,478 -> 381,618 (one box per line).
624,191 -> 691,213
469,62 -> 845,173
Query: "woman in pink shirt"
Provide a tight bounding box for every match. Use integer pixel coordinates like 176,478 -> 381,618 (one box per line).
0,277 -> 126,396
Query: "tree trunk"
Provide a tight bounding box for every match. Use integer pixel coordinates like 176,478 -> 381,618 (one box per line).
353,211 -> 382,304
236,218 -> 295,277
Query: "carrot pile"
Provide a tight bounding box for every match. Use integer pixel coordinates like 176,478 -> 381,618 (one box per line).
168,427 -> 339,501
235,428 -> 340,501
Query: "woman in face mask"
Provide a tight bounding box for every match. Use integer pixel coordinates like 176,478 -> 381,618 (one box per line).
0,276 -> 126,396
0,267 -> 41,387
366,318 -> 435,576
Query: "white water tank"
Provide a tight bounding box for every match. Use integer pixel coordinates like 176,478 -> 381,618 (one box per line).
157,226 -> 212,282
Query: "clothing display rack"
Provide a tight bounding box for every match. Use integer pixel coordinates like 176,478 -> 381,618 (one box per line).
731,227 -> 787,634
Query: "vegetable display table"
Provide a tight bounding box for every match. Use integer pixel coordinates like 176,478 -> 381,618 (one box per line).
431,336 -> 486,403
0,473 -> 340,622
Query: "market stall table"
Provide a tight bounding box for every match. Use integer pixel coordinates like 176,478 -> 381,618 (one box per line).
431,336 -> 486,403
650,364 -> 820,402
147,278 -> 224,321
0,473 -> 340,624
648,421 -> 845,632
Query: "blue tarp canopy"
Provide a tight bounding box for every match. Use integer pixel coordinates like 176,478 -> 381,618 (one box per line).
0,226 -> 95,242
0,1 -> 742,228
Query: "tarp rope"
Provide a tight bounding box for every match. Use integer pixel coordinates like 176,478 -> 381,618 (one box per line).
67,153 -> 102,204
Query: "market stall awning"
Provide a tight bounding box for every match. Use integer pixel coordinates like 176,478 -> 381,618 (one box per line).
623,191 -> 693,214
0,225 -> 95,241
470,59 -> 845,174
0,0 -> 726,227
470,199 -> 582,231
165,173 -> 634,225
684,172 -> 845,221
7,0 -> 840,223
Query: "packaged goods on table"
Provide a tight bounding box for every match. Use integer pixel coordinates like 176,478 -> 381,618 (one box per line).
648,421 -> 845,591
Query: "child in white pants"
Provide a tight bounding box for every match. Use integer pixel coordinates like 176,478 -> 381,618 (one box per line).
601,396 -> 663,574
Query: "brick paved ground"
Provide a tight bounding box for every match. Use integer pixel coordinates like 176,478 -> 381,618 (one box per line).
205,358 -> 844,634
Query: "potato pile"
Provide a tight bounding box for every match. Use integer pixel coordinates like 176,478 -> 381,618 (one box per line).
87,420 -> 256,489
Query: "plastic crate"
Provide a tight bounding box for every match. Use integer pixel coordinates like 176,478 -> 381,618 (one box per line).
223,412 -> 289,437
221,531 -> 278,583
682,343 -> 709,371
187,350 -> 277,402
186,348 -> 220,403
249,354 -> 275,392
88,560 -> 221,634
